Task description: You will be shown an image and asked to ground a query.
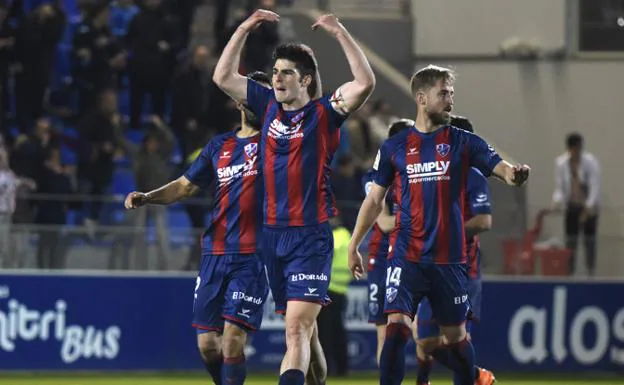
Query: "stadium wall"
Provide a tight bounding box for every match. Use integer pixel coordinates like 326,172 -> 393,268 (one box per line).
1,272 -> 623,373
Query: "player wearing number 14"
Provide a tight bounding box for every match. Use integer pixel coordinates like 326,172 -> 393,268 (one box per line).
348,65 -> 530,385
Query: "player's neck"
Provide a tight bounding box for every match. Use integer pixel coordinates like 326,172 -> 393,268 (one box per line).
237,123 -> 259,138
282,96 -> 311,111
414,115 -> 443,134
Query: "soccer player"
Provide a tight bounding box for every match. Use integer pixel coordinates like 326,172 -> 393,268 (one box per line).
124,72 -> 271,385
363,119 -> 412,364
413,116 -> 495,385
347,65 -> 529,385
212,9 -> 375,385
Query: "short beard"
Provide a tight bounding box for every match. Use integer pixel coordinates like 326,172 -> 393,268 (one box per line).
428,110 -> 451,126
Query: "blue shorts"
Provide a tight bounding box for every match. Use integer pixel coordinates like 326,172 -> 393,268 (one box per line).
367,257 -> 387,324
262,222 -> 333,314
384,258 -> 469,327
192,253 -> 269,333
416,277 -> 482,339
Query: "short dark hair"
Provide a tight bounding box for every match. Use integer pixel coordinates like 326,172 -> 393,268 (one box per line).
273,43 -> 317,98
450,115 -> 474,133
410,65 -> 455,96
566,133 -> 583,149
243,71 -> 271,128
336,154 -> 353,168
388,119 -> 414,137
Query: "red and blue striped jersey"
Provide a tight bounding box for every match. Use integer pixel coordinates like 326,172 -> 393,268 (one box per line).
362,169 -> 395,271
184,129 -> 263,254
374,125 -> 501,264
464,167 -> 492,278
246,80 -> 347,227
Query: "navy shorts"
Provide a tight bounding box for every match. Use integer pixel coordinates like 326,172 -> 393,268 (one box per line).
416,277 -> 482,339
192,253 -> 269,333
367,257 -> 387,324
262,222 -> 333,314
384,258 -> 469,327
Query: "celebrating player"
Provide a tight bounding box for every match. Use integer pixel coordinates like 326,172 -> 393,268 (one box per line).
363,119 -> 412,364
413,116 -> 496,385
125,72 -> 270,385
212,8 -> 375,385
348,65 -> 529,385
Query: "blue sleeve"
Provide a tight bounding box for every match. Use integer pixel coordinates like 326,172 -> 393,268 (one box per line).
373,141 -> 394,188
246,79 -> 274,117
466,132 -> 502,177
466,168 -> 492,215
183,142 -> 214,189
319,91 -> 349,132
362,170 -> 375,195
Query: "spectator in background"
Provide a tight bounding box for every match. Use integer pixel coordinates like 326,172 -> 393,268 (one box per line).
73,0 -> 126,114
118,115 -> 175,270
181,141 -> 208,271
109,0 -> 139,38
332,154 -> 364,231
14,1 -> 65,132
317,217 -> 352,377
126,0 -> 178,128
77,88 -> 123,236
34,146 -> 72,269
0,0 -> 18,139
0,147 -> 16,268
342,109 -> 375,170
165,0 -> 198,49
552,133 -> 601,276
367,99 -> 399,148
10,117 -> 55,181
171,45 -> 211,159
241,0 -> 280,72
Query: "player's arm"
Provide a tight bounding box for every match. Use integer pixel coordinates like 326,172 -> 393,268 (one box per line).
465,168 -> 493,238
350,183 -> 389,254
124,176 -> 199,208
376,201 -> 395,233
212,9 -> 279,103
312,14 -> 375,113
467,133 -> 530,187
349,144 -> 394,278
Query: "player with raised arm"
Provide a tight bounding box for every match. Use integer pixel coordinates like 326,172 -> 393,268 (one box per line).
212,9 -> 375,385
413,116 -> 496,385
347,65 -> 529,385
363,119 -> 412,365
125,72 -> 271,385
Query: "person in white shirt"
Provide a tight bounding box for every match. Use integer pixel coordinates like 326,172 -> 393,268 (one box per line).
0,148 -> 17,268
552,133 -> 601,276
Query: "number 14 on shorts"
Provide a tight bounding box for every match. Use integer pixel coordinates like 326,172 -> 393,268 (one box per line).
386,267 -> 402,286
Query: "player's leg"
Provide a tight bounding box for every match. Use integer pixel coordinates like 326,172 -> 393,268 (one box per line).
306,321 -> 327,385
427,264 -> 475,385
379,258 -> 425,385
367,259 -> 387,365
192,254 -> 228,384
414,298 -> 443,385
197,331 -> 223,384
221,253 -> 270,385
466,279 -> 495,385
277,223 -> 334,385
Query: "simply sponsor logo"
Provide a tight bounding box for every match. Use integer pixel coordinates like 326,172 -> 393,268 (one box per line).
216,156 -> 258,187
406,161 -> 450,183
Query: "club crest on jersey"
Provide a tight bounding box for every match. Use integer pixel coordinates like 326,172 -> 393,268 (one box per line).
244,142 -> 258,158
436,143 -> 450,157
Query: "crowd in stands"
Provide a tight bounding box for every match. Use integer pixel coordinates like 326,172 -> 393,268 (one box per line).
0,0 -> 399,270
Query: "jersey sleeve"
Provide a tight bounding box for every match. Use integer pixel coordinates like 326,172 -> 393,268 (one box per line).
361,170 -> 375,196
373,141 -> 394,188
466,132 -> 502,177
318,91 -> 349,131
246,79 -> 274,117
466,167 -> 492,215
183,141 -> 214,189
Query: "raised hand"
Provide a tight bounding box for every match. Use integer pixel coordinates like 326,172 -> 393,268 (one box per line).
311,13 -> 345,36
239,9 -> 280,31
509,164 -> 530,186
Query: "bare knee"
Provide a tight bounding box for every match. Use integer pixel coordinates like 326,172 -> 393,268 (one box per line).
440,324 -> 467,345
197,332 -> 221,363
417,337 -> 442,358
222,322 -> 248,358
